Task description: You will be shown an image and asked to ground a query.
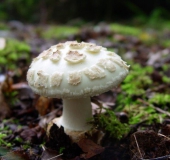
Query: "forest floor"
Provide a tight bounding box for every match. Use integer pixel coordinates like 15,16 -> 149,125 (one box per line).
0,20 -> 170,160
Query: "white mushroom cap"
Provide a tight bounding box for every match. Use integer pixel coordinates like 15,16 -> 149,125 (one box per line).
27,41 -> 130,99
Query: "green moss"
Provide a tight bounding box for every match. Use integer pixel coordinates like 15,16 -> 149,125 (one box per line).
124,105 -> 165,125
116,63 -> 169,125
121,64 -> 153,96
149,94 -> 170,109
0,38 -> 30,70
0,22 -> 9,30
160,64 -> 170,84
161,39 -> 170,48
110,23 -> 142,36
162,76 -> 170,84
162,64 -> 170,72
116,63 -> 154,111
90,108 -> 129,139
42,25 -> 80,39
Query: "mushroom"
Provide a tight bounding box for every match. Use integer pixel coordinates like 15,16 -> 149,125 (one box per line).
27,41 -> 130,138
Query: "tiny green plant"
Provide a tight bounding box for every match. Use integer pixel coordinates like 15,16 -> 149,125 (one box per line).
59,147 -> 65,154
0,133 -> 12,147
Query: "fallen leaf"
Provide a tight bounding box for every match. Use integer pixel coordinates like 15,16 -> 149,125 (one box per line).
0,84 -> 11,121
147,52 -> 161,66
78,138 -> 104,159
96,91 -> 116,107
1,76 -> 13,93
20,126 -> 45,144
1,150 -> 30,160
91,98 -> 111,115
113,34 -> 127,42
0,74 -> 6,83
35,96 -> 52,116
39,109 -> 61,129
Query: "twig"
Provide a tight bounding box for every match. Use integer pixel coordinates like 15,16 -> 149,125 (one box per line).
137,98 -> 170,117
41,145 -> 46,151
158,133 -> 170,141
140,154 -> 170,160
154,106 -> 170,117
46,153 -> 63,160
133,134 -> 143,159
92,99 -> 104,114
146,84 -> 170,94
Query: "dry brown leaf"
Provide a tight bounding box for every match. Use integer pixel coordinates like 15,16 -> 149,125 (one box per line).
1,76 -> 13,93
20,126 -> 45,144
91,99 -> 111,115
0,84 -> 11,121
78,138 -> 104,159
1,150 -> 30,160
35,96 -> 52,116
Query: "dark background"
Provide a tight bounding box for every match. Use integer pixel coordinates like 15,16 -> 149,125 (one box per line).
0,0 -> 170,23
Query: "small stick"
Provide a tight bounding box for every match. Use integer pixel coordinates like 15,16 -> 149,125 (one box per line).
46,153 -> 63,160
158,133 -> 170,141
140,154 -> 170,160
133,134 -> 143,159
41,145 -> 46,151
137,98 -> 170,117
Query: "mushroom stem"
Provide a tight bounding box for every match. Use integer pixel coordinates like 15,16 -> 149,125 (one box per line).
60,97 -> 92,131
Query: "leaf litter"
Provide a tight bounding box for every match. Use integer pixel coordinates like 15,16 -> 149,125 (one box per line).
0,21 -> 170,159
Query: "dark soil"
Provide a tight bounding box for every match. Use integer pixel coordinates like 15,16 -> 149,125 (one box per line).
0,21 -> 170,160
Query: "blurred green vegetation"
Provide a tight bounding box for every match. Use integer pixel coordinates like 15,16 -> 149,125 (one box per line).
110,23 -> 142,36
116,63 -> 170,125
124,105 -> 166,125
0,0 -> 170,143
149,94 -> 170,109
110,22 -> 170,47
41,25 -> 80,39
0,38 -> 30,70
0,0 -> 38,22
